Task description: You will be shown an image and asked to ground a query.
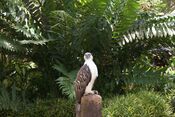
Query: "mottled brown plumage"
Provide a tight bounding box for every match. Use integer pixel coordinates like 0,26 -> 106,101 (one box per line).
74,64 -> 91,104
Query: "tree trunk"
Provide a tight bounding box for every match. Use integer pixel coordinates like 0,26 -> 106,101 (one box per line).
80,94 -> 102,117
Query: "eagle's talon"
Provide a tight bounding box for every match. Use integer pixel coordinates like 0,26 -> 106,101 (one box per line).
84,93 -> 93,96
93,90 -> 98,94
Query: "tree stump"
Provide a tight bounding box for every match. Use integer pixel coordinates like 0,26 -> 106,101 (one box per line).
80,94 -> 102,117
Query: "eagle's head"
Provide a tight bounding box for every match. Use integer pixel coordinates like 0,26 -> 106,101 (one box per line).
84,52 -> 93,61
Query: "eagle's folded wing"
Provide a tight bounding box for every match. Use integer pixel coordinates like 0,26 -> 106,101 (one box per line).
74,64 -> 91,103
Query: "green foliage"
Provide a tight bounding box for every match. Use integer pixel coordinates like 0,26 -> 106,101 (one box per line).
0,0 -> 48,52
0,0 -> 42,39
165,89 -> 175,113
0,91 -> 174,117
0,85 -> 21,112
103,91 -> 174,117
0,56 -> 47,100
23,0 -> 44,29
118,54 -> 175,93
54,62 -> 77,99
0,34 -> 24,52
139,0 -> 166,13
1,0 -> 175,106
21,99 -> 74,117
112,0 -> 139,38
166,89 -> 175,101
129,55 -> 168,85
0,98 -> 74,117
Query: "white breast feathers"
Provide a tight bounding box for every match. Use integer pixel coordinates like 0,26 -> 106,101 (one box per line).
84,60 -> 98,78
84,60 -> 98,94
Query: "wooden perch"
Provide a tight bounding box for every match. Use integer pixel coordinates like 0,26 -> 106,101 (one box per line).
76,94 -> 102,117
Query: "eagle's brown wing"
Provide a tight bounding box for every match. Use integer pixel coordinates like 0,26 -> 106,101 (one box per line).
74,64 -> 91,104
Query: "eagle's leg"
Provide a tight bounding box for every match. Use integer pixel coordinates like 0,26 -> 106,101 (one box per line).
84,74 -> 98,95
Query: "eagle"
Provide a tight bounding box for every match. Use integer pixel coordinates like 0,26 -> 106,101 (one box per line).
74,52 -> 98,112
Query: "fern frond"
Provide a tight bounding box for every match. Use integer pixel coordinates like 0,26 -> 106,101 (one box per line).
53,61 -> 69,77
56,76 -> 75,100
0,0 -> 42,40
54,62 -> 77,99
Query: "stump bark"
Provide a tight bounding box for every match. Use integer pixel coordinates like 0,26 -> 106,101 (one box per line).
77,94 -> 102,117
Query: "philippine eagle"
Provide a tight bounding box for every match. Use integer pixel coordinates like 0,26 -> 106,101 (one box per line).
74,52 -> 98,111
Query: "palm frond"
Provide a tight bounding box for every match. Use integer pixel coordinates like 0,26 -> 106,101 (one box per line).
0,34 -> 24,52
118,13 -> 175,46
23,0 -> 45,29
55,76 -> 75,100
106,0 -> 139,37
19,39 -> 52,45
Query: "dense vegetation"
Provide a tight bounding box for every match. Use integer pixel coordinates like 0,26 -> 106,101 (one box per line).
1,0 -> 175,116
103,91 -> 174,117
